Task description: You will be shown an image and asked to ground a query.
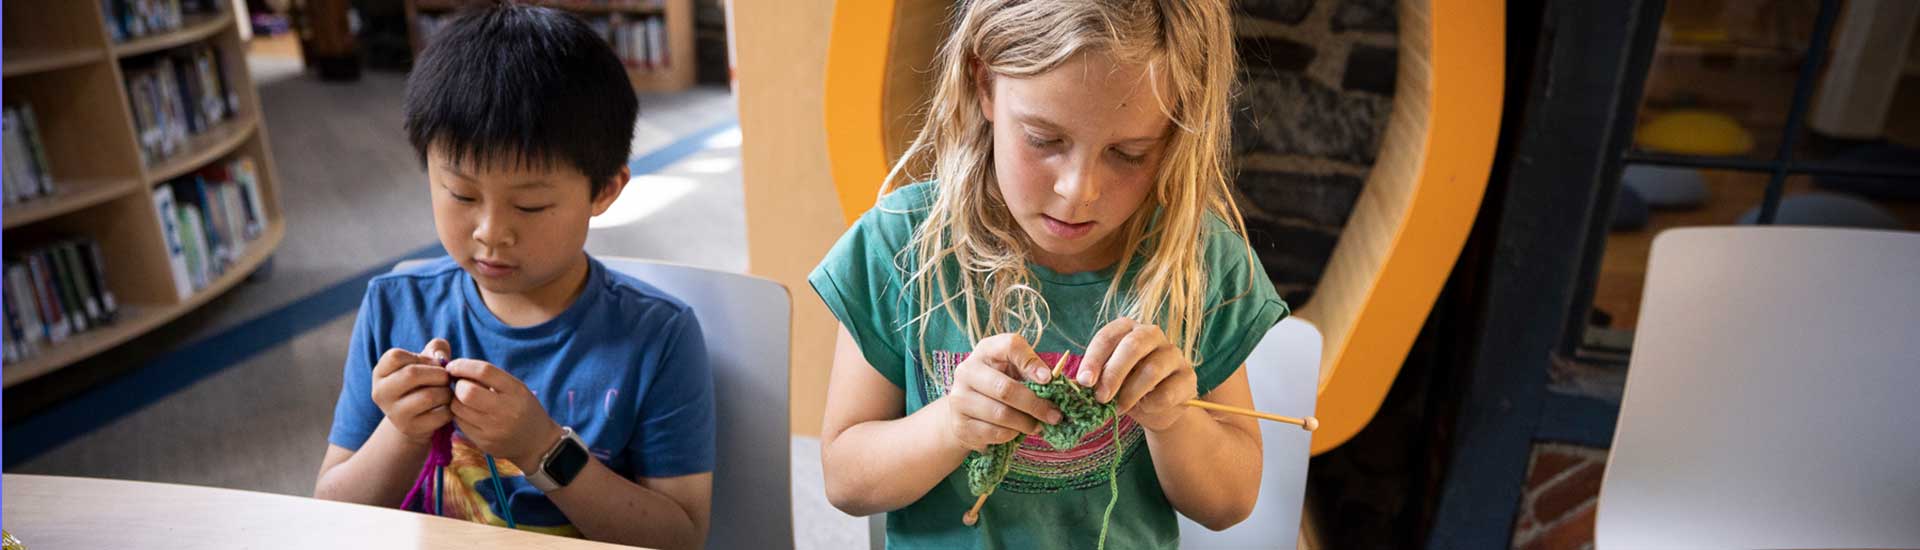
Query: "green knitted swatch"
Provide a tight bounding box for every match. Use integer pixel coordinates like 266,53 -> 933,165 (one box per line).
964,372 -> 1122,549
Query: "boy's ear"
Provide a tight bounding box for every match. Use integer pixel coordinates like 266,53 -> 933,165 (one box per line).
972,58 -> 995,123
590,167 -> 630,216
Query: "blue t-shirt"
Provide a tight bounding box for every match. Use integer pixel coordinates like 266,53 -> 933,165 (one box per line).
328,255 -> 715,537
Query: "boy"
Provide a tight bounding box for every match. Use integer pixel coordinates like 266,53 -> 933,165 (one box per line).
312,5 -> 714,549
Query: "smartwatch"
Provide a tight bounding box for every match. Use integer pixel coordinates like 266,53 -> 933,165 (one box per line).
525,426 -> 590,492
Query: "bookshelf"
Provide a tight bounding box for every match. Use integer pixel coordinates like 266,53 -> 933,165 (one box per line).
403,0 -> 697,92
2,1 -> 287,387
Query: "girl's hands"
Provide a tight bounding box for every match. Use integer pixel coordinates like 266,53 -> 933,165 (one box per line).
941,334 -> 1064,452
1076,318 -> 1196,432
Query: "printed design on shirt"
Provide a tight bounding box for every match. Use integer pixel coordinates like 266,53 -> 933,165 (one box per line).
927,350 -> 1145,494
439,430 -> 582,537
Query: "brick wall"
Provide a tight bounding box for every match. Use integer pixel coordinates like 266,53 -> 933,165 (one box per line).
1233,0 -> 1396,306
1512,443 -> 1607,550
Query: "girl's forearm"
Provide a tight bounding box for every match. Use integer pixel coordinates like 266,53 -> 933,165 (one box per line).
1143,406 -> 1264,530
821,396 -> 975,516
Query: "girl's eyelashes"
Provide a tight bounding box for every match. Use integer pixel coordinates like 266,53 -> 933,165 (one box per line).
1025,133 -> 1063,149
1110,148 -> 1148,165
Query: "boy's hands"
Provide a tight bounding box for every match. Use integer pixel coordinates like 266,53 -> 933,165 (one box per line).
1077,318 -> 1196,432
446,359 -> 564,468
940,333 -> 1063,452
371,339 -> 455,445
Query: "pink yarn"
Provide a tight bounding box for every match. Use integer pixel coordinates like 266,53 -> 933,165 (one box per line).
400,424 -> 455,513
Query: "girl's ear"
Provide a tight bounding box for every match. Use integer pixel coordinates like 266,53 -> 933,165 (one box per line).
972,58 -> 995,123
590,167 -> 630,216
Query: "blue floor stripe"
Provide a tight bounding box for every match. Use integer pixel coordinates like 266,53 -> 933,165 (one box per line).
4,118 -> 740,467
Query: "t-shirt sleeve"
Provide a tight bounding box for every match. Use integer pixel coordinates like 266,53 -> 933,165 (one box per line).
807,194 -> 916,389
629,309 -> 717,477
1193,231 -> 1291,396
328,287 -> 388,451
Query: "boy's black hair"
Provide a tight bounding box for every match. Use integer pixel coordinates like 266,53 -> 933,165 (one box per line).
403,2 -> 637,199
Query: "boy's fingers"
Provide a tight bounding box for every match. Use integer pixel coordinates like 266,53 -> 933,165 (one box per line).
446,359 -> 527,394
397,364 -> 451,390
1078,320 -> 1134,389
374,347 -> 422,378
453,374 -> 500,410
421,339 -> 453,365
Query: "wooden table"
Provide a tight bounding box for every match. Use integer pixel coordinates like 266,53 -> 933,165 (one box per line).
1,474 -> 643,549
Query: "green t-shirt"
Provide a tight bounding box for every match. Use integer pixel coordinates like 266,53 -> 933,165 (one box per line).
808,182 -> 1289,550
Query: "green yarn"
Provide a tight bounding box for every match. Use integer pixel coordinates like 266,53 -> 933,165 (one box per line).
964,371 -> 1122,549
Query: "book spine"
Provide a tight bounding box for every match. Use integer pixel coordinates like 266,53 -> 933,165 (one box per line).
6,264 -> 45,352
59,241 -> 104,326
152,184 -> 195,299
26,251 -> 70,343
19,103 -> 58,195
49,245 -> 90,333
80,239 -> 119,319
179,203 -> 209,289
232,157 -> 268,237
3,109 -> 40,202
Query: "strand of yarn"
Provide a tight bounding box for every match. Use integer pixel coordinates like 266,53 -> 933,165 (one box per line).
400,424 -> 456,513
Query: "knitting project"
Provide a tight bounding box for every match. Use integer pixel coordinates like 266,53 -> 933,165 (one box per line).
963,365 -> 1122,549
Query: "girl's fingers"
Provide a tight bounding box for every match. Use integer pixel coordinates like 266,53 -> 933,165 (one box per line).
1095,325 -> 1163,403
1077,319 -> 1136,388
959,363 -> 1061,426
978,333 -> 1049,383
953,391 -> 1045,435
1113,347 -> 1187,415
959,418 -> 1021,450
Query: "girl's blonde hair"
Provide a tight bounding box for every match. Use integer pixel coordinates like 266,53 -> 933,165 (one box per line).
885,0 -> 1247,364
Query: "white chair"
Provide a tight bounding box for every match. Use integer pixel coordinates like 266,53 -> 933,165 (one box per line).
1178,317 -> 1322,550
866,317 -> 1323,550
394,257 -> 794,549
1596,227 -> 1920,549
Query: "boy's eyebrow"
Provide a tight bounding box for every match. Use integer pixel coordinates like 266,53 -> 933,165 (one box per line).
1013,112 -> 1163,145
510,180 -> 554,190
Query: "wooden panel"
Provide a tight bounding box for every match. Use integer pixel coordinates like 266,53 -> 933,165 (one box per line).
1,0 -> 110,60
2,62 -> 145,182
1296,0 -> 1504,454
736,0 -> 844,436
142,114 -> 259,184
1,178 -> 145,230
110,11 -> 234,58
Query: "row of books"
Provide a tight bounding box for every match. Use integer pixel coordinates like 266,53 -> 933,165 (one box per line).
3,103 -> 58,205
4,238 -> 120,364
102,0 -> 226,43
126,43 -> 241,165
594,15 -> 671,72
416,13 -> 671,72
151,157 -> 269,300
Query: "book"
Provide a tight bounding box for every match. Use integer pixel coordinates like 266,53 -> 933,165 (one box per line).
3,109 -> 41,203
25,252 -> 69,343
179,202 -> 210,289
230,157 -> 268,238
6,263 -> 45,355
47,247 -> 90,334
152,184 -> 195,299
57,241 -> 104,326
79,239 -> 119,320
19,103 -> 58,196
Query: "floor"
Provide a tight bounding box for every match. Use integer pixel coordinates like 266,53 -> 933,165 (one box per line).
6,35 -> 866,549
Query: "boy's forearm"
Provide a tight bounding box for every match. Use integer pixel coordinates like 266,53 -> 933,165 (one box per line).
315,419 -> 431,507
1143,406 -> 1263,530
821,396 -> 973,516
543,459 -> 703,550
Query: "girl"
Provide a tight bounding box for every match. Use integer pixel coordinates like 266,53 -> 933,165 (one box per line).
808,0 -> 1287,548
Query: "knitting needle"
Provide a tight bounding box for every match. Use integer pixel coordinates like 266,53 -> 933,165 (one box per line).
1184,399 -> 1319,431
1059,353 -> 1319,431
964,353 -> 1074,527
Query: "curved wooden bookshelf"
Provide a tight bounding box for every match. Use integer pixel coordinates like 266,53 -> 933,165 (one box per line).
1,178 -> 146,229
2,48 -> 106,78
111,11 -> 235,58
1,218 -> 287,387
144,113 -> 259,184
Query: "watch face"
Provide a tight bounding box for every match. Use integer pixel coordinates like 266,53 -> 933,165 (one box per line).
548,437 -> 591,487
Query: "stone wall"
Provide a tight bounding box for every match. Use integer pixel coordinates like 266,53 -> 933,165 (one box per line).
1232,0 -> 1397,306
